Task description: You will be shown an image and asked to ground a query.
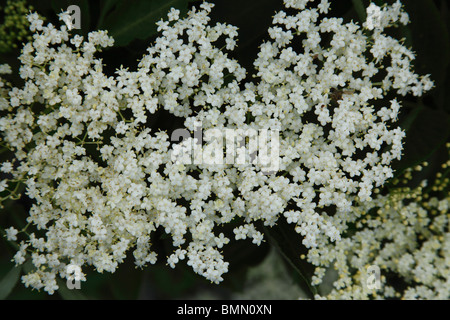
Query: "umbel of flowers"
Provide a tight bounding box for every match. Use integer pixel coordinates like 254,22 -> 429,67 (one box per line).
0,0 -> 434,294
307,145 -> 450,300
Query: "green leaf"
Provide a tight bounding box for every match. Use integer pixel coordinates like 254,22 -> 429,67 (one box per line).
220,232 -> 270,292
394,103 -> 450,174
96,0 -> 122,29
99,0 -> 189,47
149,265 -> 197,298
262,220 -> 317,299
351,0 -> 367,23
399,101 -> 424,133
0,264 -> 22,299
403,0 -> 450,92
56,279 -> 88,300
108,262 -> 145,299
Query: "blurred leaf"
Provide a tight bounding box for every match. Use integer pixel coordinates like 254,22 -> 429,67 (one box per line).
399,101 -> 424,133
263,220 -> 317,299
56,279 -> 88,300
150,265 -> 197,298
22,260 -> 34,274
96,0 -> 122,29
394,102 -> 450,174
108,263 -> 144,299
351,0 -> 367,23
0,264 -> 22,299
221,237 -> 270,292
403,0 -> 450,93
99,0 -> 189,47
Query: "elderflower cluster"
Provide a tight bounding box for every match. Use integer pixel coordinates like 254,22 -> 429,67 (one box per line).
309,145 -> 450,300
0,1 -> 433,294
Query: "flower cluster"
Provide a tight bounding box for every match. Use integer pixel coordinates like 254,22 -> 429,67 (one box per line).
0,0 -> 434,295
227,146 -> 449,300
308,144 -> 450,299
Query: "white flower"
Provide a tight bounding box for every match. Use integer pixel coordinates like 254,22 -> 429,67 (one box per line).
365,3 -> 382,30
5,227 -> 18,241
